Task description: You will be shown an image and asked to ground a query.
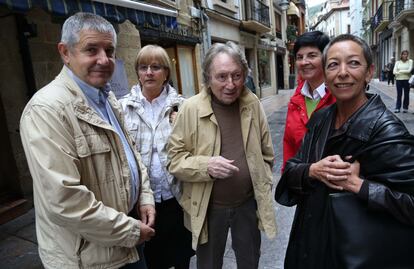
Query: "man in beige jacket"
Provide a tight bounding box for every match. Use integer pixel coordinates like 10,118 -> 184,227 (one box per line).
20,12 -> 155,269
167,42 -> 276,269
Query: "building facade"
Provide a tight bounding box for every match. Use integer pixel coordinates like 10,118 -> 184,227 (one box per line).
363,0 -> 414,80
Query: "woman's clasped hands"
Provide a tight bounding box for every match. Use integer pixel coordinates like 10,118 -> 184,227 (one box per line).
309,155 -> 363,193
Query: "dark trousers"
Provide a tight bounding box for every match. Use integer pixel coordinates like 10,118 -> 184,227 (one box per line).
196,198 -> 261,269
388,73 -> 395,85
396,80 -> 410,110
120,208 -> 147,269
144,198 -> 194,269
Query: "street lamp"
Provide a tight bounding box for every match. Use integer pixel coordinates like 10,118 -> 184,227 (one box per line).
279,0 -> 290,11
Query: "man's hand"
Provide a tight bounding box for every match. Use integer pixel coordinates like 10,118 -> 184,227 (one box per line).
137,220 -> 155,245
139,204 -> 156,227
207,156 -> 239,179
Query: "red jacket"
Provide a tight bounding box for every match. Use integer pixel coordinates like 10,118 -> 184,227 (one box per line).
282,81 -> 336,171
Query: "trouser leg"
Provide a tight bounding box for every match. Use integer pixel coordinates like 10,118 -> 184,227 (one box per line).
230,199 -> 261,269
402,80 -> 410,110
396,80 -> 403,109
196,207 -> 230,269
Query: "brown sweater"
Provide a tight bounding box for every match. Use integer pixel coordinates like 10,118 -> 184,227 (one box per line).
210,96 -> 253,208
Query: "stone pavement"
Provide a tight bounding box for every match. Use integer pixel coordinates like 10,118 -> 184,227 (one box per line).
2,80 -> 414,269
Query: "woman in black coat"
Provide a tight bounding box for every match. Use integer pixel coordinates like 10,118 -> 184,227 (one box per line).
275,34 -> 414,269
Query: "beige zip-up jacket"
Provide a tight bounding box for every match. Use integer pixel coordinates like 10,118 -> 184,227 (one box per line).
20,67 -> 154,269
167,87 -> 277,250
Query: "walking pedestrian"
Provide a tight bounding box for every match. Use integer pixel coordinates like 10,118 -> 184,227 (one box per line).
393,50 -> 413,113
386,57 -> 395,85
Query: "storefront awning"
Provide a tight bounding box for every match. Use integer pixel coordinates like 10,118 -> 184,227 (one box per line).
0,0 -> 177,30
287,2 -> 300,17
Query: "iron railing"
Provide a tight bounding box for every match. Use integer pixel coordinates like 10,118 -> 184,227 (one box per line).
395,0 -> 414,17
247,0 -> 270,28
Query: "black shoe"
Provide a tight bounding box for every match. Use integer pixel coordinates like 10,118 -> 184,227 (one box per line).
403,109 -> 408,113
394,109 -> 400,113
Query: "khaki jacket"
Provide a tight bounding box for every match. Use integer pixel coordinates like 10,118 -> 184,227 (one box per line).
20,67 -> 154,269
167,87 -> 277,250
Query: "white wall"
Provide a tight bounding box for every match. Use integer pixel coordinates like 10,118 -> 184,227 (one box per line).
349,0 -> 363,37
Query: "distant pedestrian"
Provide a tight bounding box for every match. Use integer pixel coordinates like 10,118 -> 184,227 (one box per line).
381,65 -> 387,81
245,68 -> 256,94
386,57 -> 395,85
393,50 -> 413,113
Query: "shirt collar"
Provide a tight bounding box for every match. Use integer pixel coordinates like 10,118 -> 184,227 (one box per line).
67,67 -> 110,104
301,81 -> 326,100
138,85 -> 168,105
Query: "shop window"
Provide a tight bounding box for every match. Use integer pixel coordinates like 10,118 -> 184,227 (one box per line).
258,49 -> 271,87
177,46 -> 197,97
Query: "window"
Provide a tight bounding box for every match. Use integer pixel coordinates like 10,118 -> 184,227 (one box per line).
258,49 -> 271,87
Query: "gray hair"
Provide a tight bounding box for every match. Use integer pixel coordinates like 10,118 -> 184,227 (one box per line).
202,41 -> 249,86
322,34 -> 373,69
61,12 -> 117,49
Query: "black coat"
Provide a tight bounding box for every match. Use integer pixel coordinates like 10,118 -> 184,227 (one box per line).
275,93 -> 414,269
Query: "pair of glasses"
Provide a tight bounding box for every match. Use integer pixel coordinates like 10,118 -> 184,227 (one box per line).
214,72 -> 243,83
138,64 -> 165,73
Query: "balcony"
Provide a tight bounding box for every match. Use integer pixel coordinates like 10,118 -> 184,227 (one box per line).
242,0 -> 271,34
371,2 -> 393,32
394,0 -> 414,27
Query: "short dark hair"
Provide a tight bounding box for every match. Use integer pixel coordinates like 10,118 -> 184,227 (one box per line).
293,31 -> 330,56
322,34 -> 373,69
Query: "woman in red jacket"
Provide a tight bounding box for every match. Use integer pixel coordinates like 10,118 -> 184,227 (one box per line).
282,31 -> 335,170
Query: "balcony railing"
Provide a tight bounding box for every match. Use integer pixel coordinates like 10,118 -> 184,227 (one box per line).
371,3 -> 383,30
247,0 -> 270,28
371,2 -> 396,31
396,0 -> 414,18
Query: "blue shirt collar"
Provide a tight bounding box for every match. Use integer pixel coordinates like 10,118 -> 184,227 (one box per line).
66,67 -> 110,105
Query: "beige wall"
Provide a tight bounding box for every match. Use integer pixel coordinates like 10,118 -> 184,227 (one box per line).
116,20 -> 141,88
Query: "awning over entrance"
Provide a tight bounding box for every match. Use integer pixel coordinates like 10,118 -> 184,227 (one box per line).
0,0 -> 177,30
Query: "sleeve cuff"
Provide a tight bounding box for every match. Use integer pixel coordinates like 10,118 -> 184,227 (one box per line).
357,179 -> 369,201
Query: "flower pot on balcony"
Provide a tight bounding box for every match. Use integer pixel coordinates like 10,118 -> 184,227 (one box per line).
287,41 -> 295,51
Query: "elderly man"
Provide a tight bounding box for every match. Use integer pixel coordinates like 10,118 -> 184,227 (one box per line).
167,42 -> 276,269
20,12 -> 155,269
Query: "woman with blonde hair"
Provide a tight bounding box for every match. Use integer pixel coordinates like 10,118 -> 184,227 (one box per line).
393,50 -> 413,113
121,45 -> 194,269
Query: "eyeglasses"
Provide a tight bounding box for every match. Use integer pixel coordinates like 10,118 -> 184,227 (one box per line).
138,64 -> 165,73
214,72 -> 243,83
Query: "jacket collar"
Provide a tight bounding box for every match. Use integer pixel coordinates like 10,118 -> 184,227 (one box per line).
123,84 -> 182,111
327,93 -> 386,142
57,66 -> 119,130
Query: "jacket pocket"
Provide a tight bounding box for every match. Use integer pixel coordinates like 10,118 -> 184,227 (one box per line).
75,133 -> 111,158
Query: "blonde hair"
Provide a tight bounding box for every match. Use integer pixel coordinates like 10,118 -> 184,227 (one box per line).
135,45 -> 172,82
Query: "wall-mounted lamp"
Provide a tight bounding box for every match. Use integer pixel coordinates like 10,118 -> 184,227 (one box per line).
279,0 -> 290,11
